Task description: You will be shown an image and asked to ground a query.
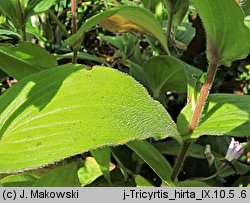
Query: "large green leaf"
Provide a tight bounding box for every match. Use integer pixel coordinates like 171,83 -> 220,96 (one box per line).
130,56 -> 202,98
178,94 -> 250,139
0,65 -> 180,173
127,141 -> 174,186
66,6 -> 168,52
192,0 -> 250,66
0,42 -> 57,80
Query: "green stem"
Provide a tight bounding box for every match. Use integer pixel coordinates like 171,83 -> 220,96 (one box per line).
170,141 -> 191,181
170,61 -> 219,182
16,0 -> 26,41
71,0 -> 78,64
166,10 -> 173,56
19,26 -> 27,41
48,10 -> 70,37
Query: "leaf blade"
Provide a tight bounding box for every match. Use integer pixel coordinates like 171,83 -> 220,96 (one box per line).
0,65 -> 180,173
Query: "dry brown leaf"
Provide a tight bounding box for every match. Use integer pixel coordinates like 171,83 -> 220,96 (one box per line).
99,15 -> 154,38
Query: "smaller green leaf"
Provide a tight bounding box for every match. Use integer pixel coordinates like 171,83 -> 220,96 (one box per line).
130,56 -> 202,99
0,173 -> 38,187
178,94 -> 250,139
127,140 -> 174,186
66,6 -> 168,52
91,147 -> 112,185
33,162 -> 81,187
78,157 -> 104,187
192,0 -> 250,66
0,42 -> 57,80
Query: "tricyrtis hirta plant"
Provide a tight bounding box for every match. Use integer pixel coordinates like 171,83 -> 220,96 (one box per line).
0,0 -> 250,187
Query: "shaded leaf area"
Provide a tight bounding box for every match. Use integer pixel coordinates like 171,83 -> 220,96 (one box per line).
127,141 -> 174,186
0,65 -> 180,173
91,147 -> 112,184
0,29 -> 21,39
134,175 -> 155,187
178,94 -> 250,139
154,140 -> 223,160
130,56 -> 202,99
0,0 -> 41,28
78,157 -> 115,187
192,0 -> 250,66
0,173 -> 38,187
33,162 -> 81,187
66,6 -> 168,52
56,52 -> 108,65
0,42 -> 57,80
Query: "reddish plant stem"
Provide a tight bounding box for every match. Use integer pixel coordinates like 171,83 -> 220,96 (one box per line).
170,61 -> 218,182
188,62 -> 218,132
71,0 -> 78,64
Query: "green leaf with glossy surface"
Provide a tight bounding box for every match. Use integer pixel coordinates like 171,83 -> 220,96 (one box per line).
0,42 -> 57,80
127,141 -> 174,186
192,0 -> 250,66
0,65 -> 180,173
178,94 -> 250,139
130,56 -> 202,98
66,6 -> 168,52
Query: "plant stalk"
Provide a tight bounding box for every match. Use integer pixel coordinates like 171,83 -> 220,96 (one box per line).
166,10 -> 173,56
71,0 -> 78,64
16,0 -> 26,41
48,10 -> 70,37
170,61 -> 219,182
170,141 -> 191,181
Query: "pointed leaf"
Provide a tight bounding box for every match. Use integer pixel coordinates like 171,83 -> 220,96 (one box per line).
66,6 -> 168,52
0,65 -> 180,173
192,0 -> 250,66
